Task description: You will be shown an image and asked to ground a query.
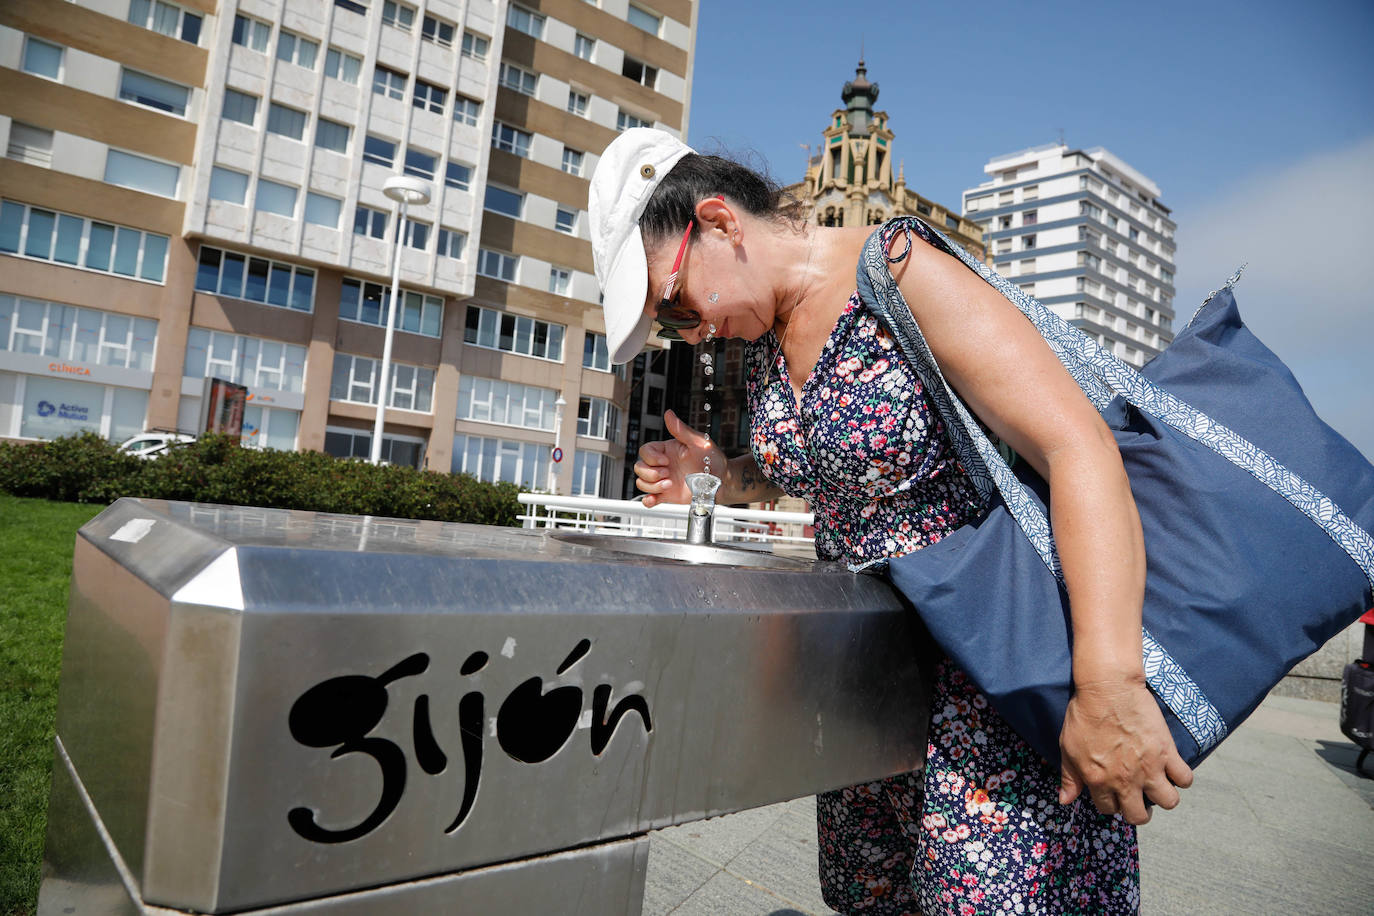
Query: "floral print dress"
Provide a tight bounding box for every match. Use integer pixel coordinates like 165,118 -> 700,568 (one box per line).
746,293 -> 1140,916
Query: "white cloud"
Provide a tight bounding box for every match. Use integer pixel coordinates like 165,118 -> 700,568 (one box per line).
1174,135 -> 1374,459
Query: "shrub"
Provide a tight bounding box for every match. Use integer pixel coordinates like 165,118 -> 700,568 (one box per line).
0,434 -> 521,526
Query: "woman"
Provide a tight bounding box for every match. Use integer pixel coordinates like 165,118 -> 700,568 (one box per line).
589,128 -> 1192,915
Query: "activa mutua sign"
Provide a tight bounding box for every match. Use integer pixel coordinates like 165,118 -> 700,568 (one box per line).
36,400 -> 91,421
47,362 -> 92,376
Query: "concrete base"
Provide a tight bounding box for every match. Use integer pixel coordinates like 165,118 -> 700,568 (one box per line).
1277,619 -> 1370,703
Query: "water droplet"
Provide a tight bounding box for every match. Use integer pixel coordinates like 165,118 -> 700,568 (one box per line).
703,366 -> 713,376
703,403 -> 711,411
705,383 -> 714,391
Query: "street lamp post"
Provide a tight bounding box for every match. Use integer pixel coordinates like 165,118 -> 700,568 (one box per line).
549,394 -> 567,493
370,175 -> 432,466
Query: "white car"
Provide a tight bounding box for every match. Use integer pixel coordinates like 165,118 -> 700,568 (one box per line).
117,432 -> 195,459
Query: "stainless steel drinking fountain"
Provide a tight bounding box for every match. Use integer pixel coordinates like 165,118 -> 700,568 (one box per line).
39,498 -> 931,915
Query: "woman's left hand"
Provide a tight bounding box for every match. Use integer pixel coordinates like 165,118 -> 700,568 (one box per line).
1058,675 -> 1194,825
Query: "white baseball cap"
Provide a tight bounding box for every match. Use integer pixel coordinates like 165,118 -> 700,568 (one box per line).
588,127 -> 695,364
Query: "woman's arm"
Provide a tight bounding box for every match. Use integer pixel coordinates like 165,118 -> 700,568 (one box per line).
635,409 -> 783,507
889,236 -> 1193,825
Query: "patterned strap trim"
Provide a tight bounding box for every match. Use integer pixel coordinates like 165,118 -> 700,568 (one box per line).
912,219 -> 1374,595
1142,628 -> 1228,751
855,218 -> 1235,754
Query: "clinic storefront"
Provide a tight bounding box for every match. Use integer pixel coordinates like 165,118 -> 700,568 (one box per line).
0,354 -> 152,443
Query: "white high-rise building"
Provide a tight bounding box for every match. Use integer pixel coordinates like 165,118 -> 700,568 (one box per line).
963,144 -> 1176,367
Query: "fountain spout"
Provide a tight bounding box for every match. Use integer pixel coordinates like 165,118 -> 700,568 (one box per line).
683,473 -> 722,545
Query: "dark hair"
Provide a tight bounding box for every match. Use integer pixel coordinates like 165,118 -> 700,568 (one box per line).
639,153 -> 803,248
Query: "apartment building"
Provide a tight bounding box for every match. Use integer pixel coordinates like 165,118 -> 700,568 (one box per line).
963,143 -> 1177,366
0,0 -> 697,496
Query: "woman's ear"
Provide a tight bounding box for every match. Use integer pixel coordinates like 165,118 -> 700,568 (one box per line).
695,196 -> 737,244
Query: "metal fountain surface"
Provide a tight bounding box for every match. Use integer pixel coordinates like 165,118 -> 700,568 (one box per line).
39,498 -> 931,915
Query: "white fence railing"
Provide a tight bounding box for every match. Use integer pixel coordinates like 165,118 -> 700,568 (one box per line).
517,493 -> 815,546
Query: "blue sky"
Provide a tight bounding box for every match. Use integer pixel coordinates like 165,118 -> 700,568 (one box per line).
684,0 -> 1374,456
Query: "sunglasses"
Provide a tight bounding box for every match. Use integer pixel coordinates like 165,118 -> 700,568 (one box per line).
654,220 -> 700,341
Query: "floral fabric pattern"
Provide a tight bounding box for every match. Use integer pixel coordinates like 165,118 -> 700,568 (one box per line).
746,294 -> 1140,915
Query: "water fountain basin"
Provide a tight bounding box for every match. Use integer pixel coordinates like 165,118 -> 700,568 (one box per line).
550,532 -> 813,569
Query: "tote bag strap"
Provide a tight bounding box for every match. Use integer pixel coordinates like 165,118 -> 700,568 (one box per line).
857,221 -> 1233,751
863,217 -> 1374,595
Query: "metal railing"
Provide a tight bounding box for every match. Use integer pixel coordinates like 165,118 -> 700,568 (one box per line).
517,493 -> 815,547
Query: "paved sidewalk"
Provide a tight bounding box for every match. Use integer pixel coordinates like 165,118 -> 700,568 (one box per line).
642,693 -> 1374,915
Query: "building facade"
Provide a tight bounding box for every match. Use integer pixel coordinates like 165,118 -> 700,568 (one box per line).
788,60 -> 985,258
0,0 -> 697,497
962,143 -> 1177,367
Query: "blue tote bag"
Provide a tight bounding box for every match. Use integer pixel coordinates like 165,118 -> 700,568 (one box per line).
857,218 -> 1374,768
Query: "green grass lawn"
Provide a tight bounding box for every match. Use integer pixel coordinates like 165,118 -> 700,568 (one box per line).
0,495 -> 104,916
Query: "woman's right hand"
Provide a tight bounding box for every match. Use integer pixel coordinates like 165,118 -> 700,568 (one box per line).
634,409 -> 725,507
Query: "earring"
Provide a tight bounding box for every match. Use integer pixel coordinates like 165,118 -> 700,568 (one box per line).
707,292 -> 719,303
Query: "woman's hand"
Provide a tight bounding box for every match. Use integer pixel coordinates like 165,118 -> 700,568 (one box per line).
633,409 -> 725,507
1058,675 -> 1194,825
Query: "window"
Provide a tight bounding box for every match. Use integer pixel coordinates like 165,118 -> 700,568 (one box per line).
195,245 -> 314,310
422,14 -> 455,47
325,47 -> 362,84
119,69 -> 190,116
567,90 -> 589,117
1022,234 -> 1036,249
403,219 -> 429,250
583,332 -> 610,371
1129,227 -> 1140,242
548,266 -> 571,295
555,207 -> 577,234
461,31 -> 489,61
507,5 -> 545,39
499,62 -> 537,95
476,249 -> 517,281
231,15 -> 270,52
22,38 -> 63,80
382,1 -> 416,31
621,57 -> 657,89
1022,184 -> 1039,201
445,162 -> 472,191
571,451 -> 610,496
451,434 -> 550,489
1018,258 -> 1036,274
627,4 -> 661,34
578,396 -> 619,439
995,239 -> 1011,255
222,89 -> 258,125
326,428 -> 424,467
372,66 -> 407,101
209,167 -> 248,204
7,123 -> 53,167
1,295 -> 158,371
255,180 -> 296,217
464,305 -> 564,361
1080,202 -> 1103,220
128,0 -> 202,44
333,0 -> 368,15
561,148 -> 585,176
277,30 -> 318,69
353,205 -> 387,240
413,79 -> 447,114
305,192 -> 342,228
404,148 -> 437,180
315,117 -> 350,154
363,134 -> 397,167
332,353 -> 435,412
453,95 -> 481,126
437,228 -> 465,259
457,376 -> 557,430
617,110 -> 649,132
104,150 -> 179,197
1,200 -> 171,282
183,328 -> 307,393
484,186 -> 523,219
491,122 -> 531,157
1022,210 -> 1038,227
266,104 -> 307,141
998,214 -> 1012,230
340,278 -> 443,337
574,33 -> 595,60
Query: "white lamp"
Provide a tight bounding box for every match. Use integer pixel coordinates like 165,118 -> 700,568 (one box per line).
370,175 -> 431,465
